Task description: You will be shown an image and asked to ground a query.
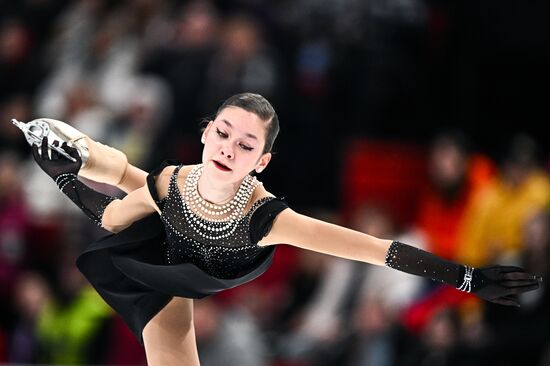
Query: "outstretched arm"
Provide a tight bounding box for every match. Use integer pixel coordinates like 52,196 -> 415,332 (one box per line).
259,208 -> 392,265
260,209 -> 542,306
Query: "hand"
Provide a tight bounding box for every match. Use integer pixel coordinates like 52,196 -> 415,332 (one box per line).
32,137 -> 82,179
472,265 -> 543,306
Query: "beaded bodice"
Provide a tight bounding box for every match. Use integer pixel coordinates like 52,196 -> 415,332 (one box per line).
160,165 -> 275,279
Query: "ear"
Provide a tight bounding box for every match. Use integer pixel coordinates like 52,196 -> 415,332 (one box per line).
255,152 -> 272,173
201,121 -> 213,144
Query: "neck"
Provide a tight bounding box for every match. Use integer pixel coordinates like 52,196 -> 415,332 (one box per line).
197,169 -> 243,204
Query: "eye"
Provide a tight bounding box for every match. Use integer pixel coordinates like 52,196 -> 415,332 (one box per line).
216,128 -> 228,138
239,143 -> 254,151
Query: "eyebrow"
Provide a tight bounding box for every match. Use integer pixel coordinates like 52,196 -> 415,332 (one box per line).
221,119 -> 258,140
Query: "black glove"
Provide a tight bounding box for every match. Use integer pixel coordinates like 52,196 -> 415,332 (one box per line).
386,241 -> 542,307
31,136 -> 116,227
31,137 -> 81,179
469,265 -> 542,306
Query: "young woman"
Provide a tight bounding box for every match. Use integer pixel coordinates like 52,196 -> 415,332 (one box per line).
29,93 -> 542,365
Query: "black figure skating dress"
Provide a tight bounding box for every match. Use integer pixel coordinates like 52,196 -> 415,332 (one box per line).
76,160 -> 288,343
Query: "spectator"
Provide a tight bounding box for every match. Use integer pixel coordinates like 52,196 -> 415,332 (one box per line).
458,134 -> 550,267
414,130 -> 495,260
0,95 -> 33,159
474,207 -> 550,366
0,153 -> 30,301
199,13 -> 280,113
9,271 -> 50,364
36,249 -> 113,365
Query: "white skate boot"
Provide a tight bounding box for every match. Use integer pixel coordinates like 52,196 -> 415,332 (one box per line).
13,118 -> 129,186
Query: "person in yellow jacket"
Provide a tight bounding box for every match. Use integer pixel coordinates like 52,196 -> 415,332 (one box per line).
458,134 -> 550,267
36,252 -> 113,365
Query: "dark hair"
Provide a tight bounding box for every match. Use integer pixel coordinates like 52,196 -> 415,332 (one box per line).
215,93 -> 279,154
501,133 -> 540,166
431,128 -> 471,156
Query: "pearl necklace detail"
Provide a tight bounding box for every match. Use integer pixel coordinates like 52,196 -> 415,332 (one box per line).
182,164 -> 259,240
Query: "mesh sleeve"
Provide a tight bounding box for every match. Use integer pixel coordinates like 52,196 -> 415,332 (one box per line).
55,173 -> 117,226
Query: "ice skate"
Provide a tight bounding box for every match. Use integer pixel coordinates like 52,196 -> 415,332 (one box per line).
13,117 -> 132,186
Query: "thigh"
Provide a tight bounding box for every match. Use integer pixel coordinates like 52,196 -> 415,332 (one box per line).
142,297 -> 200,366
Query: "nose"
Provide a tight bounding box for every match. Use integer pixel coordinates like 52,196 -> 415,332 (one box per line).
221,144 -> 234,159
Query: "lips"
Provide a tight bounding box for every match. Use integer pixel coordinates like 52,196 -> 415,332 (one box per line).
213,160 -> 232,171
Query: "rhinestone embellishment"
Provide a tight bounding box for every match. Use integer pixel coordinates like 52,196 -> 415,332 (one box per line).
179,164 -> 260,240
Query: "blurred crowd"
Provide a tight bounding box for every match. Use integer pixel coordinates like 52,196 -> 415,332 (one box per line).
0,0 -> 549,365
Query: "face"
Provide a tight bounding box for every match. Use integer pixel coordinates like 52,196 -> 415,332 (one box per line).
201,106 -> 271,183
430,141 -> 466,189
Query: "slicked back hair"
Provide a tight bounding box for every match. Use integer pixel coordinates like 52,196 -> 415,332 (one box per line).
216,93 -> 279,154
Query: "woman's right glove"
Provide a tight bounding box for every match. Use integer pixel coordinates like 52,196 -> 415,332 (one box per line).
31,136 -> 116,227
385,241 -> 542,307
32,137 -> 82,180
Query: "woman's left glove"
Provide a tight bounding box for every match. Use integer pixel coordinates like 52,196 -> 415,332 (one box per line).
385,241 -> 543,307
468,265 -> 542,306
32,136 -> 82,179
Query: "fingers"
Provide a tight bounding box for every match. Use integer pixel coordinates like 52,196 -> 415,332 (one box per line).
499,270 -> 542,290
500,271 -> 543,288
51,140 -> 59,160
31,144 -> 40,161
498,266 -> 526,274
502,271 -> 537,281
501,280 -> 540,288
491,295 -> 520,307
504,282 -> 540,296
41,139 -> 80,162
40,137 -> 49,160
61,142 -> 80,158
39,137 -> 62,160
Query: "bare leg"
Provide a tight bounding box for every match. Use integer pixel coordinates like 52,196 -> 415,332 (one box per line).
79,137 -> 148,193
142,297 -> 201,366
116,163 -> 148,193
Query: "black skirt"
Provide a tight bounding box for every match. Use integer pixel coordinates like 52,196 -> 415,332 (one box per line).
76,213 -> 276,344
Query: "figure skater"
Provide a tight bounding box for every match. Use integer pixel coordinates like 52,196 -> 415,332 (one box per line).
25,93 -> 542,365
